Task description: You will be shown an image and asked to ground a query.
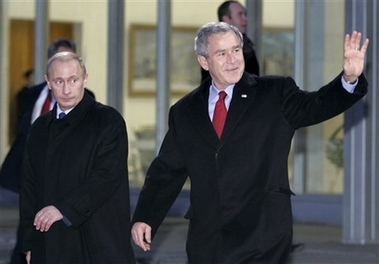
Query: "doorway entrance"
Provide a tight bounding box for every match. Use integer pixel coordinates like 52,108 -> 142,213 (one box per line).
8,19 -> 74,143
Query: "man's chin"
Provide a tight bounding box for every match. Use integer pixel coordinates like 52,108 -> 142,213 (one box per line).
58,102 -> 73,111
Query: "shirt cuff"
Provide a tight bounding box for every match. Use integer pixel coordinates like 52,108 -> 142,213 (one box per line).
62,216 -> 72,227
341,76 -> 358,93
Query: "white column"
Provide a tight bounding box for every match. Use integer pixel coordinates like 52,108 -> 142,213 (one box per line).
343,0 -> 379,245
0,1 -> 10,163
155,0 -> 171,153
107,0 -> 125,112
245,0 -> 263,64
34,0 -> 49,84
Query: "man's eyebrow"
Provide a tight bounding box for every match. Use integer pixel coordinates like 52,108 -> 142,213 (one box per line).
52,75 -> 79,80
213,48 -> 227,54
212,45 -> 241,55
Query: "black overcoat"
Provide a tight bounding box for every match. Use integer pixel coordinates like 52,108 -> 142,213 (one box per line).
0,82 -> 94,193
132,72 -> 368,263
20,93 -> 135,263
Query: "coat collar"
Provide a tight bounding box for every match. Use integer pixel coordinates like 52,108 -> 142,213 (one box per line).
185,79 -> 214,143
222,73 -> 257,140
49,92 -> 96,126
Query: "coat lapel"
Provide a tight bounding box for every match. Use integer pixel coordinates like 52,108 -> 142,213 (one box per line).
221,73 -> 257,140
185,73 -> 258,145
186,81 -> 220,146
47,93 -> 96,150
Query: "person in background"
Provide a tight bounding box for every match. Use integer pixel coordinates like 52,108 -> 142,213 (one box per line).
16,69 -> 35,125
201,0 -> 260,82
0,38 -> 95,264
131,22 -> 369,263
20,52 -> 135,264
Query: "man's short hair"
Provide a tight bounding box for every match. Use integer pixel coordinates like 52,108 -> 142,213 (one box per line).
47,38 -> 76,59
46,52 -> 86,78
194,22 -> 243,58
217,1 -> 239,22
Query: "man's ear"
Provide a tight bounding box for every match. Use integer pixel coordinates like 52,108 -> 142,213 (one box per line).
221,15 -> 230,24
197,55 -> 209,71
83,73 -> 88,86
44,75 -> 50,89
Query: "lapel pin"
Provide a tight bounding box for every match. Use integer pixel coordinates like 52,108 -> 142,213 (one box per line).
241,94 -> 247,98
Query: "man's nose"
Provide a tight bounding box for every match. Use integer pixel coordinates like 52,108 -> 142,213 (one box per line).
226,53 -> 237,63
62,82 -> 71,93
241,13 -> 247,22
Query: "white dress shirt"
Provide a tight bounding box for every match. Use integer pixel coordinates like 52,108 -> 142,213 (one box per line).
31,85 -> 56,124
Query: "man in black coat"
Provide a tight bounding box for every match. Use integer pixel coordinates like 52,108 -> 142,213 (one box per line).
131,22 -> 369,263
20,52 -> 135,263
1,38 -> 94,193
16,69 -> 35,126
0,38 -> 95,264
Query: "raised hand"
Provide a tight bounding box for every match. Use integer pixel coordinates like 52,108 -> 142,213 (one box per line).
343,31 -> 369,83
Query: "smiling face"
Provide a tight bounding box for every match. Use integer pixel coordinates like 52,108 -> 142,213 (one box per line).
197,31 -> 244,90
45,56 -> 87,111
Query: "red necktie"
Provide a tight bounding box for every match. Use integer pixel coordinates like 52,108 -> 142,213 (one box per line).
212,91 -> 227,138
41,91 -> 51,114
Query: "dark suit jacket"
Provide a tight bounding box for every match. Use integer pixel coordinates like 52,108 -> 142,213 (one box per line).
132,72 -> 368,263
0,82 -> 95,192
20,93 -> 135,263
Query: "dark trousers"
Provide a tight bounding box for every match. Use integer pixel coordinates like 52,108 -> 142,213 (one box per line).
10,223 -> 26,264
